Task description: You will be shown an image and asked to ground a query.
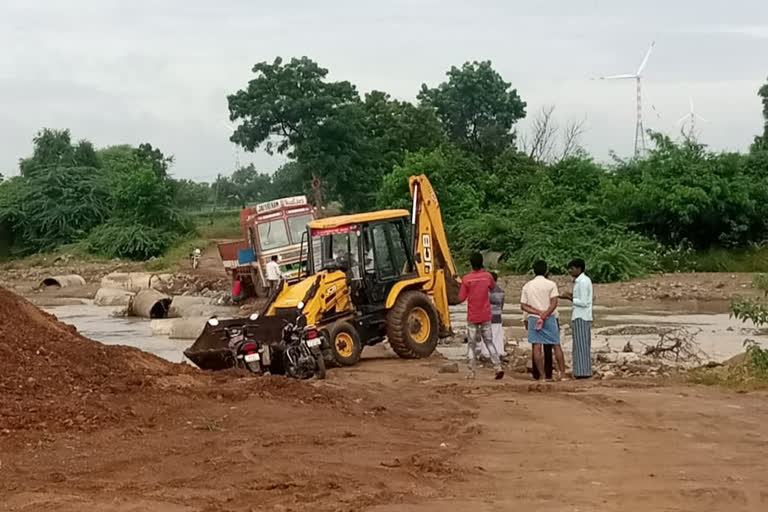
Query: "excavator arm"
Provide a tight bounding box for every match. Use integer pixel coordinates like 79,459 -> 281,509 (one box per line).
408,175 -> 462,336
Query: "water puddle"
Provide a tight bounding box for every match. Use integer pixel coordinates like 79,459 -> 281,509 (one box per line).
46,300 -> 768,366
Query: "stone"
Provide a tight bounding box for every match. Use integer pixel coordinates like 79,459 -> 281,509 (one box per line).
439,362 -> 459,374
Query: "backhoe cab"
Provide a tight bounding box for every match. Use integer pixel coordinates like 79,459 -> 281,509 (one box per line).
185,175 -> 461,370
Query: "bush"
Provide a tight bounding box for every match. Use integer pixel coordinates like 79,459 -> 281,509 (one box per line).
87,222 -> 173,260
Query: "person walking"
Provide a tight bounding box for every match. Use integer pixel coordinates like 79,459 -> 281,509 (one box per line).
459,253 -> 504,380
520,260 -> 567,381
561,258 -> 593,379
480,272 -> 506,360
265,255 -> 282,295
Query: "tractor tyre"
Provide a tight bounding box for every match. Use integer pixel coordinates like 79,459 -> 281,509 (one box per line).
386,291 -> 439,359
327,321 -> 363,366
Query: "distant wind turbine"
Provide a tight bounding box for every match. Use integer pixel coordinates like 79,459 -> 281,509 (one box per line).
677,97 -> 708,140
597,40 -> 656,156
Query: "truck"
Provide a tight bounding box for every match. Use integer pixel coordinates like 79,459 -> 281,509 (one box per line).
217,196 -> 316,297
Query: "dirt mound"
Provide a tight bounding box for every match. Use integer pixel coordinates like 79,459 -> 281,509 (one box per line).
0,286 -> 188,433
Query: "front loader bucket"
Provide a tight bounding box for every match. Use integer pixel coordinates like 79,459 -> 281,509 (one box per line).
183,316 -> 287,371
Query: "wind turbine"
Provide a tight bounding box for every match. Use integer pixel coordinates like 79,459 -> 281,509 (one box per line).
677,97 -> 708,140
598,40 -> 656,156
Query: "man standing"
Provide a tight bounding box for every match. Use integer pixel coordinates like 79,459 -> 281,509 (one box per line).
265,255 -> 282,295
459,253 -> 504,380
561,258 -> 593,379
520,260 -> 567,381
481,272 -> 506,361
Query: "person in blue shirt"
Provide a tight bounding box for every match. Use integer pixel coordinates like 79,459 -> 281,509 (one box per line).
560,258 -> 593,379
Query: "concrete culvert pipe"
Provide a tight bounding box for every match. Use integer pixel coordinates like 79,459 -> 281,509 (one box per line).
131,289 -> 172,319
169,318 -> 209,340
101,272 -> 162,293
94,287 -> 135,307
40,275 -> 86,289
167,296 -> 214,318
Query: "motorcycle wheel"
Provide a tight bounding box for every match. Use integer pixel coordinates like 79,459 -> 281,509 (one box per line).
314,353 -> 326,380
245,361 -> 262,375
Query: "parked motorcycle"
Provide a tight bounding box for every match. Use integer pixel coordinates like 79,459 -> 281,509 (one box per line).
207,314 -> 270,374
191,248 -> 201,270
279,301 -> 326,380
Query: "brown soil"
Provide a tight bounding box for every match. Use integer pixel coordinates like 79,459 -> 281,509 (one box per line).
0,286 -> 188,433
2,274 -> 768,510
2,312 -> 768,511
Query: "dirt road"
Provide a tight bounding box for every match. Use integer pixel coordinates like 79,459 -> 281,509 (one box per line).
3,352 -> 767,511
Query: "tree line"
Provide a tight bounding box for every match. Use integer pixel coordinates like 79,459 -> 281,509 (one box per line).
2,56 -> 767,281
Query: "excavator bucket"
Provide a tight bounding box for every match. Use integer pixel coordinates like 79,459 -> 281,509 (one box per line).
183,316 -> 287,371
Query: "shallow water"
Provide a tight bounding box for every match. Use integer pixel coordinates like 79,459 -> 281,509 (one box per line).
46,300 -> 768,366
451,302 -> 768,363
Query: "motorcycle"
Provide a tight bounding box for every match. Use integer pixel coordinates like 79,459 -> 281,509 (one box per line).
191,248 -> 201,270
207,314 -> 270,374
279,301 -> 326,380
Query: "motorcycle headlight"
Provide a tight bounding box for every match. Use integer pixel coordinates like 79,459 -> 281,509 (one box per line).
297,301 -> 305,311
207,318 -> 220,327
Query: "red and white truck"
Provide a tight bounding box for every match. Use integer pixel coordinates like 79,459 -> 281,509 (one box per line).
218,196 -> 315,297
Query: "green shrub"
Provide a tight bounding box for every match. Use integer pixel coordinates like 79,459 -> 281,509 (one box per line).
87,222 -> 173,260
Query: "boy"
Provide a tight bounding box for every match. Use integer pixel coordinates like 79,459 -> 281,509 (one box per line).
459,253 -> 504,380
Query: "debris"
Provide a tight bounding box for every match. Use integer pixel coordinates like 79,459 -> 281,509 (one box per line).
439,362 -> 459,374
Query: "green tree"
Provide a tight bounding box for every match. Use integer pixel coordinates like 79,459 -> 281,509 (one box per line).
19,128 -> 76,176
418,61 -> 527,161
752,77 -> 768,153
377,145 -> 486,222
228,56 -> 362,205
13,166 -> 110,251
270,161 -> 306,198
602,133 -> 768,248
230,164 -> 274,205
172,179 -> 212,209
137,143 -> 174,178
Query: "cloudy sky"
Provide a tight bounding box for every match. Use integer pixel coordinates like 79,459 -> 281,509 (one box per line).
1,0 -> 767,181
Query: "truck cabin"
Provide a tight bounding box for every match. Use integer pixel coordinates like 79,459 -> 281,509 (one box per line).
245,196 -> 314,279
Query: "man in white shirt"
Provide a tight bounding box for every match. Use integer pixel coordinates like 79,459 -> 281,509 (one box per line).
561,258 -> 594,378
520,260 -> 567,381
265,255 -> 282,295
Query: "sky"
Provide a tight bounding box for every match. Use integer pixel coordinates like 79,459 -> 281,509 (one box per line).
1,0 -> 767,182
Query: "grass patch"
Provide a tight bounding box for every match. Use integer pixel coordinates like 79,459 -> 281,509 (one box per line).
192,210 -> 242,240
690,246 -> 768,273
144,236 -> 209,272
0,242 -> 111,269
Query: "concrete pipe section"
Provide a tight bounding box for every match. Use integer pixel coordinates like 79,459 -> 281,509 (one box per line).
168,296 -> 214,318
94,287 -> 135,307
100,272 -> 172,293
39,275 -> 86,289
131,289 -> 172,319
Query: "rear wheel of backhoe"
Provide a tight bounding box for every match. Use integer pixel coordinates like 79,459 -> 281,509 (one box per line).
327,321 -> 362,366
387,291 -> 439,359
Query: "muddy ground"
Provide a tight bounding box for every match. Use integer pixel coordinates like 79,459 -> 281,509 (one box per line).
2,257 -> 768,510
2,353 -> 768,511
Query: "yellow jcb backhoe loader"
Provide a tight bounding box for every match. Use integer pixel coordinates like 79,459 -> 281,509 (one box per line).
185,175 -> 461,370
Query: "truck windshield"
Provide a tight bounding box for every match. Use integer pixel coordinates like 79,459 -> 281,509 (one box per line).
257,219 -> 290,251
287,214 -> 313,245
